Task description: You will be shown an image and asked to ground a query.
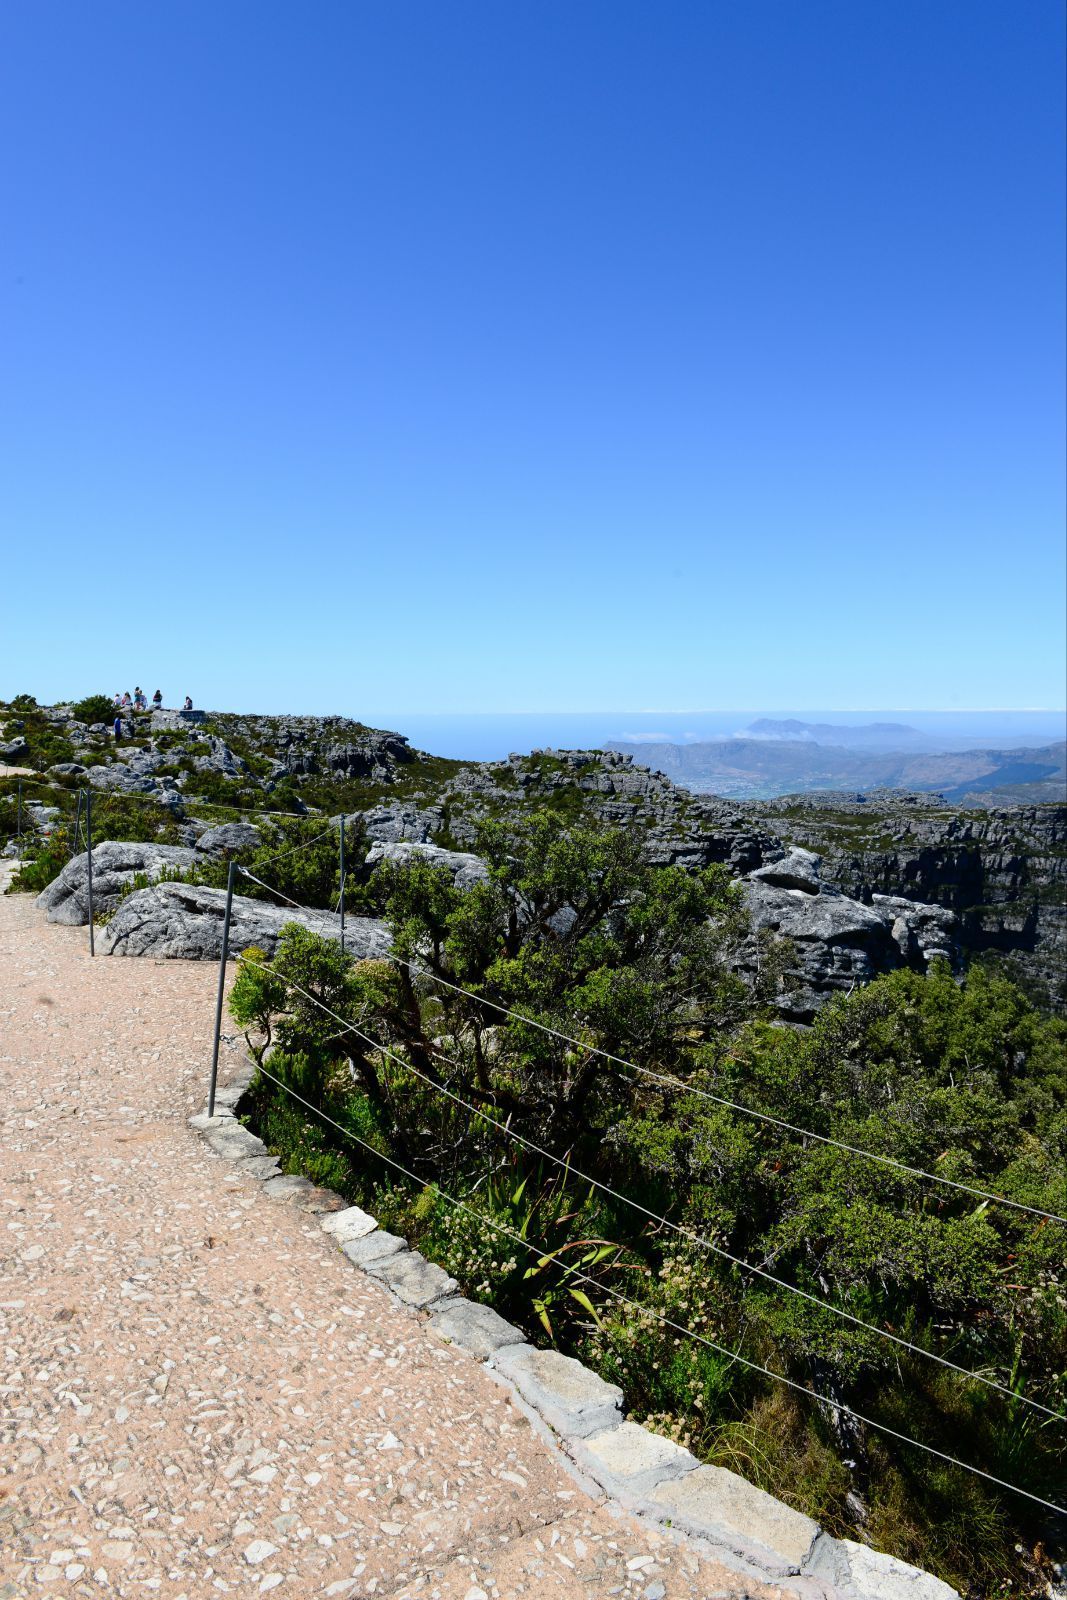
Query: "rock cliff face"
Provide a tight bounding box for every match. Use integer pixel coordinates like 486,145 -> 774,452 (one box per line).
738,848 -> 959,1021
751,793 -> 1066,1010
246,715 -> 415,785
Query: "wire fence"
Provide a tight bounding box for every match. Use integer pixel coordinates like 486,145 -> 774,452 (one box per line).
392,956 -> 1067,1227
235,952 -> 1064,1424
236,866 -> 1067,1229
247,1050 -> 1067,1518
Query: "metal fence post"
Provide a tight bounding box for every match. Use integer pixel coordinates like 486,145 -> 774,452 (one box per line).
339,814 -> 345,952
85,789 -> 95,956
207,858 -> 237,1117
71,789 -> 83,856
16,778 -> 22,856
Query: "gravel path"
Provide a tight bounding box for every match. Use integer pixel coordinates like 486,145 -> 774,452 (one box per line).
0,878 -> 789,1600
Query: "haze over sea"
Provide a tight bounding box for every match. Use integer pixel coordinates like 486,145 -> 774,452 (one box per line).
359,709 -> 1067,764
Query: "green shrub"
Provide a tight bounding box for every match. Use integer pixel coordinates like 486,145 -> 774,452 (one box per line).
71,694 -> 115,725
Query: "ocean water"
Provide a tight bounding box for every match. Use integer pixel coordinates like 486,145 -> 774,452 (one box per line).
358,709 -> 1067,763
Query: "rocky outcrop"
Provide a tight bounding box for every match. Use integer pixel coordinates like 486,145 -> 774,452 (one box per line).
741,849 -> 959,1021
246,716 -> 415,786
88,750 -> 169,794
194,821 -> 263,856
365,840 -> 489,890
872,893 -> 957,966
753,794 -> 1066,1010
35,842 -> 200,925
355,803 -> 443,844
149,707 -> 208,729
193,737 -> 247,778
103,881 -> 392,961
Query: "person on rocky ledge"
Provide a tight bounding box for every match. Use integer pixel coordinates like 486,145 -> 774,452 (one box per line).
152,689 -> 163,709
183,694 -> 194,711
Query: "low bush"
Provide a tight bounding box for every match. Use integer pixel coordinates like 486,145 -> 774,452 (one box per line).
71,694 -> 116,725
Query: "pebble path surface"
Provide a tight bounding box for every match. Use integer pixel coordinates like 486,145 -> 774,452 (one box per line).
0,874 -> 794,1600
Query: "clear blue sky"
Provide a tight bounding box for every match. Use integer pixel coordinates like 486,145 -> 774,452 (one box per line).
2,0 -> 1064,718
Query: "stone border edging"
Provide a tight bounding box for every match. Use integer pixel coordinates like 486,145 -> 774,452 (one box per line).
188,1062 -> 960,1600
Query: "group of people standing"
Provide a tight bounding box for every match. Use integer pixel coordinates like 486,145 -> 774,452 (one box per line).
112,689 -> 195,739
114,688 -> 160,711
112,689 -> 194,712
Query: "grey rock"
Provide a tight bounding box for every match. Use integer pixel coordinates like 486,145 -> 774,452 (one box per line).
742,874 -> 905,1020
193,737 -> 248,777
1,736 -> 30,762
209,1071 -> 255,1110
35,841 -> 199,926
204,1124 -> 268,1161
358,803 -> 442,845
836,1538 -> 960,1599
194,821 -> 263,856
155,788 -> 186,816
571,1422 -> 698,1499
871,894 -> 958,966
644,1464 -> 819,1577
241,1155 -> 283,1180
341,1230 -> 407,1267
150,707 -> 207,728
320,1206 -> 378,1242
749,846 -> 822,893
188,1112 -> 235,1130
88,759 -> 161,794
263,1174 -> 317,1202
27,803 -> 61,831
427,1299 -> 525,1359
365,840 -> 489,891
488,1345 -> 623,1439
48,762 -> 87,776
751,791 -> 1066,1014
365,1249 -> 459,1308
262,1174 -> 346,1212
101,880 -> 392,961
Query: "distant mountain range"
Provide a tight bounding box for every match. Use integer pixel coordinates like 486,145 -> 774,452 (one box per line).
606,729 -> 1067,802
742,718 -> 933,750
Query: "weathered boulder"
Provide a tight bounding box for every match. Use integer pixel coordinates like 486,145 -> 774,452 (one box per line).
101,880 -> 392,961
871,894 -> 957,966
149,707 -> 207,728
749,846 -> 822,893
365,840 -> 489,890
357,803 -> 442,844
194,821 -> 263,856
48,762 -> 88,776
88,756 -> 161,794
193,737 -> 247,777
35,841 -> 200,925
742,860 -> 959,1021
1,737 -> 30,762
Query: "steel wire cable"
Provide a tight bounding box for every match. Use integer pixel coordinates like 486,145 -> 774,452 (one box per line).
392,958 -> 1067,1227
236,953 -> 1065,1422
234,865 -> 1067,1227
246,1053 -> 1067,1517
251,827 -> 335,867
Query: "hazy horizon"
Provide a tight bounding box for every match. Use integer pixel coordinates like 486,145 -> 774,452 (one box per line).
349,708 -> 1067,762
